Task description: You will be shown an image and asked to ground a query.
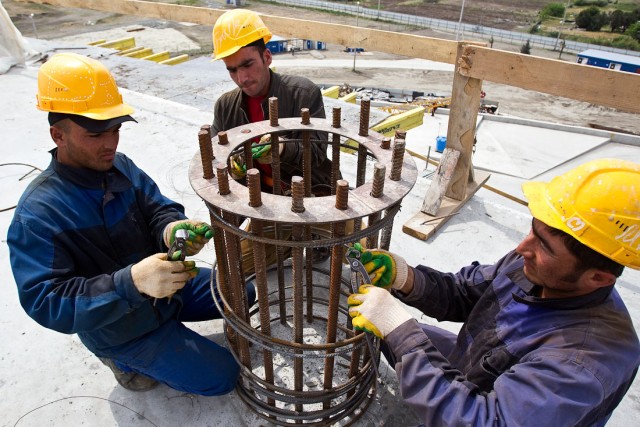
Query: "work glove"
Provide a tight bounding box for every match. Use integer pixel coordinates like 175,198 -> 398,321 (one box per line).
348,284 -> 413,339
163,220 -> 214,258
352,243 -> 409,291
252,134 -> 285,165
230,153 -> 247,179
131,253 -> 199,299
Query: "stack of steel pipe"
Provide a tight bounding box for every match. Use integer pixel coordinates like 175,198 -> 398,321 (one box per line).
189,98 -> 417,426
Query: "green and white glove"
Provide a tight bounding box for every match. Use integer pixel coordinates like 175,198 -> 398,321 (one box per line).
163,220 -> 214,258
353,243 -> 409,291
252,134 -> 272,161
131,253 -> 199,299
348,284 -> 413,339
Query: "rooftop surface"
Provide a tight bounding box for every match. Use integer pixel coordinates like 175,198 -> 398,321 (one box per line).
1,37 -> 639,427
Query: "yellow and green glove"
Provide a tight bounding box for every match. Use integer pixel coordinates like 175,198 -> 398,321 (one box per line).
163,220 -> 214,259
230,154 -> 247,179
348,284 -> 413,339
352,243 -> 409,291
131,253 -> 199,299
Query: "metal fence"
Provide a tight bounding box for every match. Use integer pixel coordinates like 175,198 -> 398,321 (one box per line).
262,0 -> 640,58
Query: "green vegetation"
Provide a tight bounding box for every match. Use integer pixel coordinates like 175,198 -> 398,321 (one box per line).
576,6 -> 608,31
520,40 -> 532,54
541,3 -> 566,18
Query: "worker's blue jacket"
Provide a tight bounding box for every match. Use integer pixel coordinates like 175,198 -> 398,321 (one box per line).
386,250 -> 640,426
7,150 -> 187,353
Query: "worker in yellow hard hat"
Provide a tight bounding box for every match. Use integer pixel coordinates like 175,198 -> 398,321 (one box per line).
7,52 -> 255,395
346,158 -> 640,425
211,9 -> 339,271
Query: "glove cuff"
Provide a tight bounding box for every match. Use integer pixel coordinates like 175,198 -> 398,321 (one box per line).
391,252 -> 409,292
380,301 -> 413,337
163,221 -> 177,248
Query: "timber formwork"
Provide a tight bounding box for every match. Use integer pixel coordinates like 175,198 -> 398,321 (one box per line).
190,99 -> 417,425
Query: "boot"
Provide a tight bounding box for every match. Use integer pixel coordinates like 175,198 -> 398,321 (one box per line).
99,358 -> 159,392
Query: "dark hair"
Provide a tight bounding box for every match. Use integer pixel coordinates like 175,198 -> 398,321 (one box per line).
245,38 -> 267,56
547,227 -> 625,277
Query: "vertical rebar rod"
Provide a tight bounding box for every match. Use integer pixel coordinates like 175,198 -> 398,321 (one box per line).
247,170 -> 275,406
198,126 -> 214,180
216,164 -> 230,195
323,180 -> 349,409
359,97 -> 370,137
367,163 -> 386,248
331,107 -> 342,196
305,225 -> 313,323
390,138 -> 406,181
291,220 -> 305,414
301,108 -> 312,197
291,176 -> 305,213
269,97 -> 279,127
380,136 -> 391,150
217,131 -> 229,145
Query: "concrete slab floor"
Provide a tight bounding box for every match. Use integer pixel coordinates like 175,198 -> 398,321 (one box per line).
2,40 -> 640,426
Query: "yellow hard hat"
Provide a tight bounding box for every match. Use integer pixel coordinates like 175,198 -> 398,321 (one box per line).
212,9 -> 272,61
36,52 -> 134,120
523,158 -> 640,270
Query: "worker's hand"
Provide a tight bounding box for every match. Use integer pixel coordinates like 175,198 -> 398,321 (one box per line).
163,220 -> 214,257
348,284 -> 413,339
252,134 -> 272,163
353,243 -> 408,291
230,154 -> 247,179
131,253 -> 199,299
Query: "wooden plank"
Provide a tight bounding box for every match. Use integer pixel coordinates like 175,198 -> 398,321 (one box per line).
420,148 -> 460,215
445,43 -> 483,201
403,170 -> 491,241
458,44 -> 640,115
20,0 -> 458,64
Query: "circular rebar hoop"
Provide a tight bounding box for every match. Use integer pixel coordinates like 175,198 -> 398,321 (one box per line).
190,104 -> 417,426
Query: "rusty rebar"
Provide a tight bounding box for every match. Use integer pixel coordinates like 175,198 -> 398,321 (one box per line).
359,97 -> 370,137
367,163 -> 386,248
332,106 -> 341,128
305,226 -> 313,323
198,129 -> 214,180
291,223 -> 305,413
269,97 -> 279,127
270,133 -> 282,195
335,180 -> 349,210
250,218 -> 275,406
291,176 -> 305,213
217,131 -> 229,145
390,138 -> 406,181
216,164 -> 230,195
380,137 -> 391,149
300,108 -> 310,125
247,169 -> 262,207
356,143 -> 367,188
244,140 -> 253,172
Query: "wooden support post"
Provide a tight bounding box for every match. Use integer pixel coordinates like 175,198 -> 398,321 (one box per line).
445,42 -> 484,201
420,148 -> 460,215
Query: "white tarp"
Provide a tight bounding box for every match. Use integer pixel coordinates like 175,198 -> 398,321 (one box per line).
0,0 -> 40,74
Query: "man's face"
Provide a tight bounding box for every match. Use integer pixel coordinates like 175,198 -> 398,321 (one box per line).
50,120 -> 121,171
222,46 -> 272,98
515,219 -> 591,298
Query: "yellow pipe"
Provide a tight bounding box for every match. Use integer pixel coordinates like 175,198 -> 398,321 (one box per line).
338,92 -> 358,104
159,54 -> 190,65
87,39 -> 106,46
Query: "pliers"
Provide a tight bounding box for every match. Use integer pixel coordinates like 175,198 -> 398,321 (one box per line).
154,229 -> 189,306
345,245 -> 380,378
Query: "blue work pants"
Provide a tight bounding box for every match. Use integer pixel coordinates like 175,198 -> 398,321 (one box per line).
102,268 -> 255,396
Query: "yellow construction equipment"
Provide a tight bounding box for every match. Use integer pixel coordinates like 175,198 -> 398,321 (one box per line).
118,46 -> 145,56
141,51 -> 171,63
95,37 -> 136,51
321,86 -> 340,98
87,39 -> 106,46
339,92 -> 357,104
411,97 -> 451,114
122,48 -> 153,58
159,54 -> 190,66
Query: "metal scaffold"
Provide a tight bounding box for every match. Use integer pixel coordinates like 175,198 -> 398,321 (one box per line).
190,98 -> 417,425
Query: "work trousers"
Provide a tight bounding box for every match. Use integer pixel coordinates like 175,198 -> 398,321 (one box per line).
99,267 -> 256,396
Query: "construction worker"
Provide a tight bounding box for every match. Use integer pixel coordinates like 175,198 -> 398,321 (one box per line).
211,8 -> 333,195
211,9 -> 335,271
348,158 -> 640,425
7,53 -> 255,394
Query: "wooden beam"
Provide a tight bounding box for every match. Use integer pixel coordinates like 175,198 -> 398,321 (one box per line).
420,148 -> 460,215
20,0 -> 458,64
458,44 -> 640,115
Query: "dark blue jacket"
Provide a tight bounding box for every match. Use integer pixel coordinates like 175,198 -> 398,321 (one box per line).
386,250 -> 640,426
8,150 -> 187,353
